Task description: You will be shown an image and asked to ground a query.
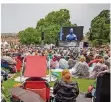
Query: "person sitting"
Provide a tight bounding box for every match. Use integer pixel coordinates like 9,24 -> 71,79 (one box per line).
89,59 -> 109,79
85,64 -> 110,99
68,55 -> 77,69
53,69 -> 79,102
50,56 -> 59,69
104,55 -> 110,69
88,54 -> 102,67
17,54 -> 23,62
71,56 -> 89,78
59,57 -> 69,69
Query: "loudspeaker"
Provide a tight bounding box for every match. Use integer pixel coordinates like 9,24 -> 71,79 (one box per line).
83,42 -> 89,47
41,32 -> 44,40
89,34 -> 92,40
55,32 -> 60,46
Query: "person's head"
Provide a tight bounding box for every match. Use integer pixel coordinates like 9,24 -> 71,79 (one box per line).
52,55 -> 57,61
49,50 -> 52,53
6,53 -> 11,57
104,55 -> 109,61
89,53 -> 94,60
62,69 -> 72,83
70,28 -> 73,34
57,56 -> 61,61
38,50 -> 41,54
35,51 -> 38,55
94,54 -> 102,59
79,56 -> 86,62
98,58 -> 104,63
2,52 -> 6,56
69,55 -> 74,59
104,60 -> 110,68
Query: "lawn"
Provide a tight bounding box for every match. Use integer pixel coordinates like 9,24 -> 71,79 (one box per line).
2,72 -> 95,102
2,78 -> 18,102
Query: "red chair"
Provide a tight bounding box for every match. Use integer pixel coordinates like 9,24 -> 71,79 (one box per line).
23,56 -> 50,102
23,78 -> 50,102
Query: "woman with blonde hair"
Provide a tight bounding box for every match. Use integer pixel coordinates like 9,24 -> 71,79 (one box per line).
79,55 -> 88,65
53,69 -> 79,102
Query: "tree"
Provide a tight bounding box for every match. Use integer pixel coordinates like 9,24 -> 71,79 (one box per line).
72,23 -> 77,27
88,10 -> 110,46
18,27 -> 41,44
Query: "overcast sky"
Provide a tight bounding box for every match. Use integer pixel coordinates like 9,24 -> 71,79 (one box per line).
1,4 -> 110,34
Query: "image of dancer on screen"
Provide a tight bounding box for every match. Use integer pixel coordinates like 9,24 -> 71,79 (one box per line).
66,28 -> 77,41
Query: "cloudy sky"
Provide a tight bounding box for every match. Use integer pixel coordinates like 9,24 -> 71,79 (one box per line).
1,4 -> 110,34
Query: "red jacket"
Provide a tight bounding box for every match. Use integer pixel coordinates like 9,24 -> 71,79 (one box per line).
15,58 -> 22,72
88,59 -> 100,66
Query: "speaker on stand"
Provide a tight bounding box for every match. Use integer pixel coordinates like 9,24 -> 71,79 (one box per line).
83,42 -> 89,47
41,32 -> 44,45
55,32 -> 60,46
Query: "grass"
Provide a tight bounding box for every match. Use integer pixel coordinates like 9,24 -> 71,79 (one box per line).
49,78 -> 94,92
2,79 -> 18,102
2,70 -> 95,102
2,68 -> 21,102
73,78 -> 94,92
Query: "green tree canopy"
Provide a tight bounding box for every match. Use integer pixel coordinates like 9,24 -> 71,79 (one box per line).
18,27 -> 41,44
88,10 -> 110,46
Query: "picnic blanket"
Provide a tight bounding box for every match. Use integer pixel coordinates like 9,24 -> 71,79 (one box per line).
14,76 -> 28,82
9,87 -> 44,102
14,75 -> 57,82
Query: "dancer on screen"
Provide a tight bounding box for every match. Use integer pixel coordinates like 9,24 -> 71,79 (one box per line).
66,28 -> 77,41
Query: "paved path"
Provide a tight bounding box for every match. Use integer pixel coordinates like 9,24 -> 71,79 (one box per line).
76,93 -> 92,102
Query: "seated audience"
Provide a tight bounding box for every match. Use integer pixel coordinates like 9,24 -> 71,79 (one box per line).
89,59 -> 109,79
71,56 -> 89,78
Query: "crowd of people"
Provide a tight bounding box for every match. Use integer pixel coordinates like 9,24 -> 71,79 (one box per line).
1,44 -> 110,102
1,44 -> 110,79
